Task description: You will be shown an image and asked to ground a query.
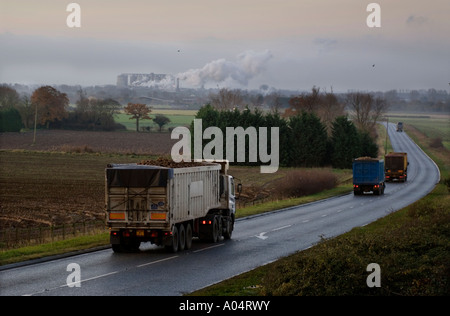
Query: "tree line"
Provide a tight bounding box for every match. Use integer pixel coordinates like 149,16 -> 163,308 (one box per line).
0,85 -> 174,133
194,87 -> 382,169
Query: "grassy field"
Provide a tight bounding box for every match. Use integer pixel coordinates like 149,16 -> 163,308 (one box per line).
190,114 -> 450,296
115,109 -> 197,131
387,113 -> 450,150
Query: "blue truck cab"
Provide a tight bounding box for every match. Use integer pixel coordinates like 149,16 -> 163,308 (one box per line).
353,157 -> 386,195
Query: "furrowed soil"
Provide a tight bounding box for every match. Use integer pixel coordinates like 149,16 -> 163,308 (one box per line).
0,150 -> 146,229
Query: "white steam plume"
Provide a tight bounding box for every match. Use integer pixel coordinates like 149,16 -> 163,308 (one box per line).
177,50 -> 273,87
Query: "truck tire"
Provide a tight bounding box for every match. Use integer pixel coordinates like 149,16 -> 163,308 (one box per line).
166,225 -> 179,253
211,215 -> 221,243
178,224 -> 186,252
185,222 -> 193,250
223,216 -> 234,240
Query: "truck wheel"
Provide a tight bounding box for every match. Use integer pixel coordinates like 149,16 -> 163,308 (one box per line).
166,225 -> 179,253
178,224 -> 186,252
223,216 -> 233,240
185,222 -> 193,250
211,215 -> 221,243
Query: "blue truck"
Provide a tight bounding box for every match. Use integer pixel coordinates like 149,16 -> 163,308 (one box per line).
353,157 -> 386,195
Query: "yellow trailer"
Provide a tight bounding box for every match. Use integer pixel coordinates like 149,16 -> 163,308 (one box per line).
385,152 -> 408,182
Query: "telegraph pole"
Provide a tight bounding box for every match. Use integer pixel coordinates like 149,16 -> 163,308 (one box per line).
33,102 -> 37,145
385,116 -> 389,155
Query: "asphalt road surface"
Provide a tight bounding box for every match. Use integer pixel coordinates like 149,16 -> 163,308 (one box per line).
0,123 -> 440,296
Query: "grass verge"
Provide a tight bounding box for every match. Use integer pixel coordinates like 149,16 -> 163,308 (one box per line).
0,233 -> 109,266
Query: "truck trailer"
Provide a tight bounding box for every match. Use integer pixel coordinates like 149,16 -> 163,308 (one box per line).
385,152 -> 408,182
105,159 -> 239,253
353,157 -> 385,195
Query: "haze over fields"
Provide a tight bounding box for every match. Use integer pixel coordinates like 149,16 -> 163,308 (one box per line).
1,0 -> 449,92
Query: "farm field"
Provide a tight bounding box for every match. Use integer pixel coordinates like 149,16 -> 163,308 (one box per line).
115,109 -> 197,131
0,130 -> 177,155
386,113 -> 450,150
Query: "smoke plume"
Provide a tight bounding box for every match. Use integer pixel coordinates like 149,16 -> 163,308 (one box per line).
177,50 -> 273,87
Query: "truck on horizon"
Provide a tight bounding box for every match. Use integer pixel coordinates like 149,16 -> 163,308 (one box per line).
105,159 -> 240,253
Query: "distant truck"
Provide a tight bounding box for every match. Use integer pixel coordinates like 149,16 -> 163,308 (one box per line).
396,122 -> 404,132
353,157 -> 385,195
385,152 -> 408,182
105,160 -> 239,253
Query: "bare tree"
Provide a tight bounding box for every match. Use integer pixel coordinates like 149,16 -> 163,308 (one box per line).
266,92 -> 282,114
209,88 -> 244,110
316,91 -> 346,135
346,92 -> 388,134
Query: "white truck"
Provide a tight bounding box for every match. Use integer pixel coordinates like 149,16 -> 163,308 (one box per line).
105,160 -> 239,253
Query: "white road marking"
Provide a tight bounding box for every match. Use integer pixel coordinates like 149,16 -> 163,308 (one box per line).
271,225 -> 292,232
255,232 -> 269,240
193,243 -> 225,253
137,255 -> 179,268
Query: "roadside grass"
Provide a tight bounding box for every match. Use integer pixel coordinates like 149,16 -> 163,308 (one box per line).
0,233 -> 109,266
236,185 -> 352,219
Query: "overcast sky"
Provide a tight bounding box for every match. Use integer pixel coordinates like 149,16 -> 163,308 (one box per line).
1,0 -> 449,92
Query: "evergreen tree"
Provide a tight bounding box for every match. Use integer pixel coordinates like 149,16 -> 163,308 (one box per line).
358,130 -> 378,158
0,107 -> 23,132
288,112 -> 328,167
330,116 -> 360,169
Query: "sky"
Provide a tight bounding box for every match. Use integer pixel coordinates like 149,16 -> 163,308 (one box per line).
1,0 -> 449,92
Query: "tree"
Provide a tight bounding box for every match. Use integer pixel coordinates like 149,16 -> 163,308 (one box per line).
288,112 -> 328,167
31,86 -> 69,128
15,95 -> 34,129
358,131 -> 378,158
153,114 -> 171,132
0,107 -> 22,132
346,92 -> 388,136
330,116 -> 361,169
124,103 -> 152,132
288,86 -> 321,113
209,88 -> 244,110
0,85 -> 20,109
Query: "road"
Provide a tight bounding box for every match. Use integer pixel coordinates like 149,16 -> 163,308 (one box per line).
0,123 -> 440,296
